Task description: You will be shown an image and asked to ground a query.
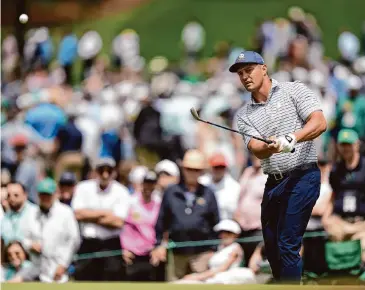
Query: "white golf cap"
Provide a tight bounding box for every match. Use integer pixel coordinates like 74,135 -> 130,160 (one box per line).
348,75 -> 363,90
155,159 -> 180,177
213,219 -> 241,235
129,166 -> 149,184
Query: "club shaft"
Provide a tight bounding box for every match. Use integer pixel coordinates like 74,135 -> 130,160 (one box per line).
202,119 -> 272,144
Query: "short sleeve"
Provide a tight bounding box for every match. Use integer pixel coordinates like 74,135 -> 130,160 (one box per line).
71,184 -> 87,210
112,185 -> 131,219
236,107 -> 261,148
291,81 -> 322,121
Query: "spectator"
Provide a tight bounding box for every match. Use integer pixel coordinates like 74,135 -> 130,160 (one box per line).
154,159 -> 180,197
71,157 -> 131,281
99,128 -> 123,167
1,170 -> 11,215
199,152 -> 240,220
177,219 -> 255,284
57,31 -> 78,85
10,178 -> 80,283
1,101 -> 42,164
2,241 -> 32,281
128,165 -> 148,194
234,155 -> 266,266
57,172 -> 77,206
1,181 -> 37,246
24,102 -> 67,141
151,149 -> 220,281
334,75 -> 365,140
323,129 -> 365,261
248,242 -> 272,284
120,171 -> 162,281
1,135 -> 40,203
53,110 -> 84,182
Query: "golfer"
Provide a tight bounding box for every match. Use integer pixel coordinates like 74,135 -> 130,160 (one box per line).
229,51 -> 327,283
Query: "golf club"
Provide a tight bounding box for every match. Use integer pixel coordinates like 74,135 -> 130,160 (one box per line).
190,107 -> 274,145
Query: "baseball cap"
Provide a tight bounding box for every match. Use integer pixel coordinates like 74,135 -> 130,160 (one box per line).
94,157 -> 116,169
182,149 -> 206,170
209,153 -> 228,168
37,178 -> 57,195
337,129 -> 359,144
229,51 -> 265,73
59,172 -> 77,185
214,219 -> 241,235
10,134 -> 29,147
143,171 -> 158,183
129,166 -> 148,184
155,159 -> 180,177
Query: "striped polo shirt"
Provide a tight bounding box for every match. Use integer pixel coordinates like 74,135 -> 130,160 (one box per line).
236,79 -> 322,174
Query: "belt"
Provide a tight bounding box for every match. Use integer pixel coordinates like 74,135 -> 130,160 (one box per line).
267,162 -> 318,182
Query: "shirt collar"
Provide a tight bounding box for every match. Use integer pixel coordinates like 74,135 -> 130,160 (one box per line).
9,201 -> 28,216
250,78 -> 279,106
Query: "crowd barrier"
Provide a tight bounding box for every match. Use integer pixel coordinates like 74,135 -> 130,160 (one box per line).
73,230 -> 328,261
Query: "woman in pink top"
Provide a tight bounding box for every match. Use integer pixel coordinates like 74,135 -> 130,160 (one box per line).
120,171 -> 161,281
234,155 -> 267,266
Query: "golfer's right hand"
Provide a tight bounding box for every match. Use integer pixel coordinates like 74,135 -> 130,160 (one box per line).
150,246 -> 166,266
267,136 -> 282,154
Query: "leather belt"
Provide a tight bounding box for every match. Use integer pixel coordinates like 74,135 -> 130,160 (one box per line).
267,162 -> 318,182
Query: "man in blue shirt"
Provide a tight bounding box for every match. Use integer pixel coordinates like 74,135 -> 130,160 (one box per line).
25,103 -> 67,141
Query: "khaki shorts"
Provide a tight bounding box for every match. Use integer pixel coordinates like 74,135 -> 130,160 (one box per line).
168,251 -> 213,281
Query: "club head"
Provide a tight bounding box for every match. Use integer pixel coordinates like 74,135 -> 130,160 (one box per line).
190,107 -> 200,121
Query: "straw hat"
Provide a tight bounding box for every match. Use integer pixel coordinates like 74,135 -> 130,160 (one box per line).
181,149 -> 206,170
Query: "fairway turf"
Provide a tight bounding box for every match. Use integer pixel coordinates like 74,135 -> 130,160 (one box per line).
2,283 -> 364,290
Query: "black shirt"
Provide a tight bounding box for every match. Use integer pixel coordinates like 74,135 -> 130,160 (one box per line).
329,157 -> 365,218
155,182 -> 220,254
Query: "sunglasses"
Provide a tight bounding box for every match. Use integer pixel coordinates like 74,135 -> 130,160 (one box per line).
212,165 -> 226,170
184,167 -> 203,173
14,145 -> 26,152
97,166 -> 113,174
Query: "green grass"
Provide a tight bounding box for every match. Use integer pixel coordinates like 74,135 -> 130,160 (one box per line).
2,283 -> 364,290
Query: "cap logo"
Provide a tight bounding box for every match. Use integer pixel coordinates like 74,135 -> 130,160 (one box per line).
237,53 -> 245,60
344,132 -> 349,138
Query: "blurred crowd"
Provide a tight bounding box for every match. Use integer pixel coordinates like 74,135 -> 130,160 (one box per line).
1,6 -> 365,284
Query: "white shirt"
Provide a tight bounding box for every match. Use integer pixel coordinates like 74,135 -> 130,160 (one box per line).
72,180 -> 131,240
22,201 -> 80,283
199,173 -> 241,220
208,242 -> 243,270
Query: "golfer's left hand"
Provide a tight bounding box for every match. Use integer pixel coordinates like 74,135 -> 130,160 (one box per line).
276,134 -> 297,153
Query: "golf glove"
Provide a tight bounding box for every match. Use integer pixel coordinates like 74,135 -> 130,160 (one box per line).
277,134 -> 297,153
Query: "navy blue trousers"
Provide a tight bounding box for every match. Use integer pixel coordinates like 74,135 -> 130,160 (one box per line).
261,166 -> 320,283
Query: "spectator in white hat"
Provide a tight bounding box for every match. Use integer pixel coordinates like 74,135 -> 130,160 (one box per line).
128,165 -> 149,194
154,159 -> 180,197
177,219 -> 256,284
